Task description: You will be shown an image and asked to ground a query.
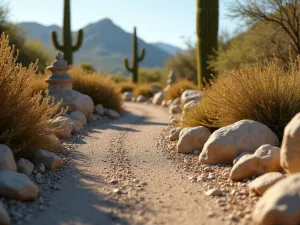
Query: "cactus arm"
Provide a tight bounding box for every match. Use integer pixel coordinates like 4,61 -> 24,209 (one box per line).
51,31 -> 63,51
138,48 -> 145,61
72,29 -> 84,51
124,58 -> 134,72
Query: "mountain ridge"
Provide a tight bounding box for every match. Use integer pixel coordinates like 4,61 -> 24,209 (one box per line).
18,19 -> 183,74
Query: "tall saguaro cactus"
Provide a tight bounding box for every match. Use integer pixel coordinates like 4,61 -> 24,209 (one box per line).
51,0 -> 83,65
124,27 -> 146,83
196,0 -> 219,89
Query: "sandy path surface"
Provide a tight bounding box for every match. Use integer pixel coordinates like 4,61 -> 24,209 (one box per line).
29,102 -> 223,225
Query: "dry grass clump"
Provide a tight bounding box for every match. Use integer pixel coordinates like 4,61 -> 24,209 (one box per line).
182,57 -> 300,140
133,84 -> 154,98
28,73 -> 48,97
69,68 -> 122,112
0,34 -> 64,154
115,82 -> 136,93
164,80 -> 197,100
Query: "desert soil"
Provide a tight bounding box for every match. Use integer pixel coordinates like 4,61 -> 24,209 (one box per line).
28,102 -> 227,225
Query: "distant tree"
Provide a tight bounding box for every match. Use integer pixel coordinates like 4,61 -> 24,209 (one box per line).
209,20 -> 292,73
164,41 -> 197,83
0,5 -> 53,72
229,0 -> 300,63
80,63 -> 96,73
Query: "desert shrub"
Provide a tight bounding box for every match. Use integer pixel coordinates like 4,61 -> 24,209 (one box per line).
139,68 -> 164,83
0,6 -> 53,72
29,68 -> 122,112
0,34 -> 64,155
80,63 -> 96,73
133,85 -> 154,98
182,57 -> 300,140
111,73 -> 130,83
69,68 -> 122,112
164,80 -> 197,100
181,97 -> 218,132
115,82 -> 136,93
29,73 -> 48,97
164,44 -> 197,83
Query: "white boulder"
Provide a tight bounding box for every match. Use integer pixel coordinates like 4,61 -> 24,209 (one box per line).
169,128 -> 182,141
32,149 -> 63,170
0,170 -> 39,200
152,92 -> 164,105
122,92 -> 132,101
136,95 -> 147,103
281,113 -> 300,174
248,172 -> 285,196
199,120 -> 279,165
252,174 -> 300,225
72,90 -> 94,116
17,158 -> 34,176
94,104 -> 104,115
230,144 -> 282,181
181,90 -> 203,105
177,126 -> 211,153
106,109 -> 120,119
68,110 -> 87,127
0,145 -> 16,172
50,116 -> 72,139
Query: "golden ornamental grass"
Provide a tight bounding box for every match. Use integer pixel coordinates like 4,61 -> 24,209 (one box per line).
69,68 -> 123,112
133,84 -> 154,98
182,57 -> 300,140
164,79 -> 197,100
0,34 -> 64,154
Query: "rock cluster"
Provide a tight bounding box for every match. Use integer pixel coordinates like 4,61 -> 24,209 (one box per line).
0,144 -> 64,224
163,88 -> 300,225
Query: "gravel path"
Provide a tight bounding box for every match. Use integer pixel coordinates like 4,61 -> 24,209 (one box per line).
28,102 -> 224,225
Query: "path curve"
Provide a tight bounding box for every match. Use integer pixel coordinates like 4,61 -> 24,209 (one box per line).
29,102 -> 223,225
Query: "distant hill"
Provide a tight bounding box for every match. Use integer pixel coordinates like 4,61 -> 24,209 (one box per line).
152,42 -> 184,55
18,19 -> 179,74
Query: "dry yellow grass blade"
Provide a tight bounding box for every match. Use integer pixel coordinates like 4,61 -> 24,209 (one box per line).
182,57 -> 300,140
0,33 -> 64,154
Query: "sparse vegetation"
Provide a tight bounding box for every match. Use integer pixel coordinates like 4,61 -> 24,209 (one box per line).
164,80 -> 197,100
80,63 -> 96,73
0,6 -> 54,72
133,84 -> 154,98
70,68 -> 122,112
139,68 -> 164,84
30,68 -> 123,112
0,34 -> 64,155
115,82 -> 136,93
182,56 -> 300,140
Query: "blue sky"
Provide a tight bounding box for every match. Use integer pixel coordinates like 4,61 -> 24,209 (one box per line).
5,0 -> 241,49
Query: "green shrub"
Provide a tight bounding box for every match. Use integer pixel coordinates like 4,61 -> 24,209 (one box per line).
111,73 -> 130,83
80,63 -> 96,73
139,68 -> 164,83
133,85 -> 154,98
164,80 -> 197,100
0,34 -> 64,155
182,57 -> 300,140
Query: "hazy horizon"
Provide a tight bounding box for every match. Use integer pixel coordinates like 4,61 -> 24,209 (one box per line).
4,0 -> 242,49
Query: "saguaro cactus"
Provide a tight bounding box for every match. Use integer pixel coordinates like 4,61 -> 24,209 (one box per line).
196,0 -> 219,89
51,0 -> 83,65
124,27 -> 146,83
